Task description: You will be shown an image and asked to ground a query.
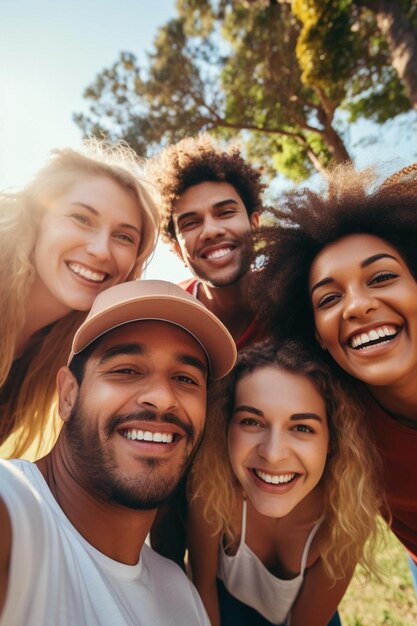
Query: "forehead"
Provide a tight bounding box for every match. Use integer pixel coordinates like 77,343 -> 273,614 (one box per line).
236,366 -> 326,414
310,233 -> 404,279
91,320 -> 207,363
173,181 -> 245,215
55,176 -> 141,219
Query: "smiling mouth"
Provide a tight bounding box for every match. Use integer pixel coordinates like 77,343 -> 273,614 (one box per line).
121,428 -> 177,444
253,469 -> 297,485
349,325 -> 400,350
202,246 -> 235,260
67,262 -> 108,283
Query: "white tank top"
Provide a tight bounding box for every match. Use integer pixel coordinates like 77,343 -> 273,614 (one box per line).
217,498 -> 324,625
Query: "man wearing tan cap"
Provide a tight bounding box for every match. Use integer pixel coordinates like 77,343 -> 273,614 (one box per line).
0,280 -> 236,626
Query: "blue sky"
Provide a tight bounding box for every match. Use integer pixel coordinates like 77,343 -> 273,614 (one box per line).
1,0 -> 416,281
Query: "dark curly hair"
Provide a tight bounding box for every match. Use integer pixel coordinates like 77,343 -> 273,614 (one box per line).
251,163 -> 417,345
147,134 -> 266,244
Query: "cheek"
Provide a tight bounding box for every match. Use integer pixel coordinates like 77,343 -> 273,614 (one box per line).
187,394 -> 207,437
115,248 -> 139,278
310,441 -> 329,477
227,428 -> 246,473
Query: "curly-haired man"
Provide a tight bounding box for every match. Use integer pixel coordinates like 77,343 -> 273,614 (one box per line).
149,134 -> 265,348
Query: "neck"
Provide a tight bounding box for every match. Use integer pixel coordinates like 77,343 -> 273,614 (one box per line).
36,440 -> 155,565
197,276 -> 254,342
367,382 -> 417,428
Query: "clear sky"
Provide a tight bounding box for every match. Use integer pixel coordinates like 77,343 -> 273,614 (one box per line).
1,0 -> 417,282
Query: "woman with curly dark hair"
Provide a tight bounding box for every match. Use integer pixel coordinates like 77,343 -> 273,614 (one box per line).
252,163 -> 417,591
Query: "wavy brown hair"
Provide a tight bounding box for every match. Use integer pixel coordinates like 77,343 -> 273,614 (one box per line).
0,140 -> 160,458
146,134 -> 266,245
190,340 -> 383,579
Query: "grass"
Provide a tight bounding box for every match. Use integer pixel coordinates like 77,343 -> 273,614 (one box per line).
339,522 -> 417,626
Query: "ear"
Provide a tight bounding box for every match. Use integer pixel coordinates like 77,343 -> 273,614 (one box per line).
250,211 -> 260,231
315,329 -> 326,351
56,367 -> 79,423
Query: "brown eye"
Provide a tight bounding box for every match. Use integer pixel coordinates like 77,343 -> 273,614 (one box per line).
370,271 -> 398,285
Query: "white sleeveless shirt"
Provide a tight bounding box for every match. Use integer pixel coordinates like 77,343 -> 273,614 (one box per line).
217,498 -> 324,625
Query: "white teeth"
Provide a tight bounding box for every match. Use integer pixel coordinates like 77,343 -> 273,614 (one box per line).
68,262 -> 106,283
123,429 -> 174,443
350,325 -> 398,348
254,470 -> 296,485
205,247 -> 232,260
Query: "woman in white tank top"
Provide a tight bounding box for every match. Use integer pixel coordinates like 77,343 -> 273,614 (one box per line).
187,340 -> 382,626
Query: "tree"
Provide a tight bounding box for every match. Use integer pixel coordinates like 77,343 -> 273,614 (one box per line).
294,0 -> 417,121
75,0 -> 416,181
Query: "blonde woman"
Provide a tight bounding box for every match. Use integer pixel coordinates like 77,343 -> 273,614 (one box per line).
188,341 -> 382,626
0,141 -> 159,458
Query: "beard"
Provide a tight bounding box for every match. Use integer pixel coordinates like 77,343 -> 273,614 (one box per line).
64,399 -> 201,510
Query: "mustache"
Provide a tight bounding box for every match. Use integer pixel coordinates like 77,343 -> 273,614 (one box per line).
105,410 -> 195,441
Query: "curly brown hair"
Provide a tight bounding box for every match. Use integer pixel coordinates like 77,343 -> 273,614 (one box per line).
147,134 -> 266,244
251,163 -> 417,346
190,339 -> 383,579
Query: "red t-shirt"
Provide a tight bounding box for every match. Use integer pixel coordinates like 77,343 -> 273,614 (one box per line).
179,278 -> 262,350
362,390 -> 417,560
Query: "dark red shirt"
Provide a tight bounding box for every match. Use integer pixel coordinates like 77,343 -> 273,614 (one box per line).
179,278 -> 262,350
362,390 -> 417,560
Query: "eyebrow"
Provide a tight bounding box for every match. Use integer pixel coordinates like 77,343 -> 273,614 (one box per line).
234,406 -> 324,423
97,343 -> 146,365
70,202 -> 141,236
177,353 -> 208,377
96,344 -> 207,376
234,405 -> 264,417
176,199 -> 240,223
310,252 -> 398,295
360,253 -> 397,268
290,413 -> 324,423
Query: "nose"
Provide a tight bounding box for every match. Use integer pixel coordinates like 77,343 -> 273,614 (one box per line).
258,428 -> 290,464
200,216 -> 226,242
135,375 -> 178,414
86,230 -> 112,261
342,285 -> 378,320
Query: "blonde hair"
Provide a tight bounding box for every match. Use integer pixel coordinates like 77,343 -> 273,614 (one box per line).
190,340 -> 383,579
0,140 -> 160,457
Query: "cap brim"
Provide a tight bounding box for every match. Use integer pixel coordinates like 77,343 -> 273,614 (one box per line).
69,294 -> 236,380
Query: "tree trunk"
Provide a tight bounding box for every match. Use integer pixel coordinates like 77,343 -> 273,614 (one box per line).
315,94 -> 353,164
322,123 -> 352,163
358,0 -> 417,110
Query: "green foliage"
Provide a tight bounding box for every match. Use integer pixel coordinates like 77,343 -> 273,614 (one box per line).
339,522 -> 417,625
75,0 -> 417,180
294,0 -> 417,122
293,0 -> 357,100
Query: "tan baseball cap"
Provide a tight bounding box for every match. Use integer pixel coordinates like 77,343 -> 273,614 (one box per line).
68,280 -> 237,380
